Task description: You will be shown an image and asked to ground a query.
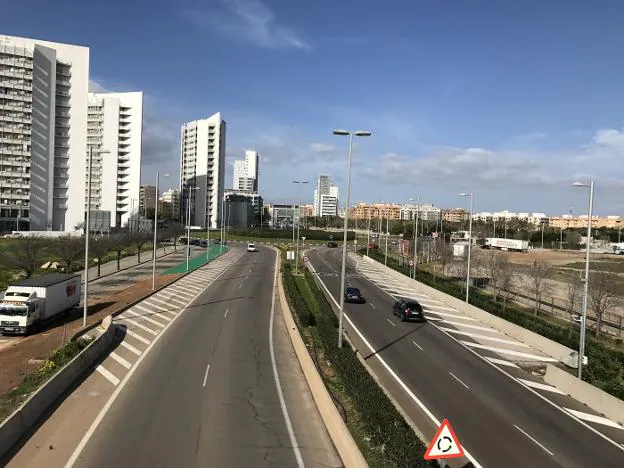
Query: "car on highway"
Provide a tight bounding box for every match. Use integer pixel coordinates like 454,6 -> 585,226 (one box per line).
344,287 -> 365,303
247,243 -> 258,252
327,241 -> 338,248
392,298 -> 425,322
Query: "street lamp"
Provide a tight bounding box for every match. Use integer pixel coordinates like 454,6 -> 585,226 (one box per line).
573,180 -> 595,379
186,186 -> 200,271
333,129 -> 372,348
460,192 -> 474,303
152,172 -> 170,290
409,197 -> 420,279
83,146 -> 110,327
293,180 -> 309,274
366,206 -> 371,257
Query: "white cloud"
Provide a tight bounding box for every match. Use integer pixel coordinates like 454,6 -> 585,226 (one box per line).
310,142 -> 336,153
182,0 -> 310,50
88,79 -> 108,93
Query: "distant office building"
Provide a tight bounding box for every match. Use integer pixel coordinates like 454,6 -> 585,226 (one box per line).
0,35 -> 89,232
268,203 -> 297,228
87,92 -> 143,228
442,208 -> 469,223
159,187 -> 180,221
225,194 -> 255,228
179,113 -> 226,228
313,174 -> 339,216
232,149 -> 258,192
349,203 -> 401,220
400,203 -> 440,222
225,188 -> 263,218
139,185 -> 156,216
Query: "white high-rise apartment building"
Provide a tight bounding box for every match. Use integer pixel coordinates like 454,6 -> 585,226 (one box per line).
0,35 -> 89,232
86,92 -> 143,228
179,113 -> 226,229
232,149 -> 258,192
313,174 -> 339,216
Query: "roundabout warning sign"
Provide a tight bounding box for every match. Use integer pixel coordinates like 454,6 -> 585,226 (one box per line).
424,419 -> 464,460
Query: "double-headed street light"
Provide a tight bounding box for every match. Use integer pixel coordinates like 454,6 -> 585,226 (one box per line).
460,192 -> 474,303
83,146 -> 110,327
152,172 -> 170,290
573,180 -> 594,379
333,129 -> 372,348
293,180 -> 309,274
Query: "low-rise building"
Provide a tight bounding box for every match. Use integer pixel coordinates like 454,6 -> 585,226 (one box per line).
549,215 -> 623,229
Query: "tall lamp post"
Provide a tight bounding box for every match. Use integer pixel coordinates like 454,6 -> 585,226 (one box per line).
185,186 -> 200,271
460,192 -> 474,303
152,172 -> 169,290
333,129 -> 372,348
573,180 -> 594,379
366,207 -> 371,257
293,180 -> 309,274
409,197 -> 420,279
83,146 -> 110,327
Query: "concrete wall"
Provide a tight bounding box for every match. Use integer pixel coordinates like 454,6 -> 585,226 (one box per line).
544,364 -> 624,426
0,315 -> 115,459
359,254 -> 577,363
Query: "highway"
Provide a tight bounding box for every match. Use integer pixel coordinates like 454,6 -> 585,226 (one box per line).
307,247 -> 624,468
9,246 -> 339,468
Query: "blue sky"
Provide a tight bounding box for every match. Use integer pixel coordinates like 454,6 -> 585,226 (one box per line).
4,0 -> 624,215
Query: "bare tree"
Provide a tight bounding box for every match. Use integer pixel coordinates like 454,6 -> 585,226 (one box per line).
485,251 -> 511,302
1,236 -> 47,278
111,233 -> 130,270
587,271 -> 618,338
130,231 -> 151,263
500,267 -> 516,310
566,273 -> 582,317
90,237 -> 112,277
51,236 -> 84,273
525,260 -> 552,314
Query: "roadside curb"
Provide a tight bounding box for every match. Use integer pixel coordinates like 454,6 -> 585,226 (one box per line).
71,247 -> 234,341
274,248 -> 367,468
0,316 -> 116,461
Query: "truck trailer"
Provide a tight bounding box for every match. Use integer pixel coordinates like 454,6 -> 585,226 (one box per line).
0,273 -> 81,335
483,238 -> 529,252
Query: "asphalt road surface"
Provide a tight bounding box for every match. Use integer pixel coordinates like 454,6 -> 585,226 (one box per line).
69,246 -> 332,468
307,247 -> 624,468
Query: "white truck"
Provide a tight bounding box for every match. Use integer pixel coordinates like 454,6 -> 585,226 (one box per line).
484,237 -> 529,252
0,273 -> 81,335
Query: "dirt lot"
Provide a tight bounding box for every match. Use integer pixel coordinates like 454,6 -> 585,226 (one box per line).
0,273 -> 180,398
491,248 -> 617,267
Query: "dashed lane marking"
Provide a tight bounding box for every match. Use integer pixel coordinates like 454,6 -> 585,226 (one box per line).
109,352 -> 132,369
122,318 -> 158,336
119,340 -> 142,356
96,365 -> 120,386
125,329 -> 151,345
123,310 -> 166,328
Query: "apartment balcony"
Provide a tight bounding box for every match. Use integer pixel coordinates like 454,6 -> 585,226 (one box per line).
56,78 -> 71,87
1,81 -> 29,91
0,68 -> 32,80
56,67 -> 71,77
55,89 -> 70,98
0,93 -> 30,103
56,111 -> 70,118
56,100 -> 70,108
55,120 -> 69,129
54,172 -> 68,179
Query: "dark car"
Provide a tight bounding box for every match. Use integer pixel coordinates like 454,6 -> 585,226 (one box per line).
392,299 -> 425,322
200,240 -> 208,248
327,241 -> 338,248
344,287 -> 365,303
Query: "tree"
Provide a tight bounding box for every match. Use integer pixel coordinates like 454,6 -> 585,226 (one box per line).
566,231 -> 582,249
587,272 -> 618,338
130,231 -> 151,263
485,251 -> 511,302
525,260 -> 551,314
111,233 -> 130,270
90,237 -> 112,277
51,236 -> 84,273
1,236 -> 47,278
566,273 -> 582,317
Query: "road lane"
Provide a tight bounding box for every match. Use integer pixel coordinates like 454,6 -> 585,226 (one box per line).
69,246 -> 336,468
307,247 -> 624,468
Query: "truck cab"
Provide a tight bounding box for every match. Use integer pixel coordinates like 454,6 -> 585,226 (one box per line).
0,292 -> 44,334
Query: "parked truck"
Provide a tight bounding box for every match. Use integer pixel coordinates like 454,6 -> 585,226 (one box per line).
483,237 -> 529,252
0,273 -> 81,335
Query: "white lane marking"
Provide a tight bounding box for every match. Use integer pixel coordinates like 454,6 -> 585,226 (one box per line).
167,296 -> 188,307
514,425 -> 554,456
517,379 -> 567,395
386,318 -> 396,327
95,365 -> 120,386
425,310 -> 476,321
449,372 -> 470,390
123,318 -> 158,336
358,254 -> 624,452
412,341 -> 423,351
370,302 -> 376,309
174,289 -> 195,300
439,327 -> 530,347
484,356 -> 519,368
564,408 -> 624,430
442,320 -> 500,332
424,316 -> 444,321
119,340 -> 142,356
461,341 -> 557,362
136,301 -> 167,314
269,249 -> 304,467
109,351 -> 132,369
224,307 -> 229,318
305,258 -> 483,468
124,310 -> 166,328
202,364 -> 211,388
125,329 -> 151,345
65,252 -> 237,468
148,296 -> 178,310
238,282 -> 243,289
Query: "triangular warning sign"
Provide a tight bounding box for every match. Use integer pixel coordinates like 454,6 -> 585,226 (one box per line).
424,419 -> 465,460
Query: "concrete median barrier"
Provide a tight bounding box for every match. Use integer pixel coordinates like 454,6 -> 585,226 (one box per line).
359,254 -> 575,362
544,364 -> 624,427
0,316 -> 115,460
276,249 -> 367,468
